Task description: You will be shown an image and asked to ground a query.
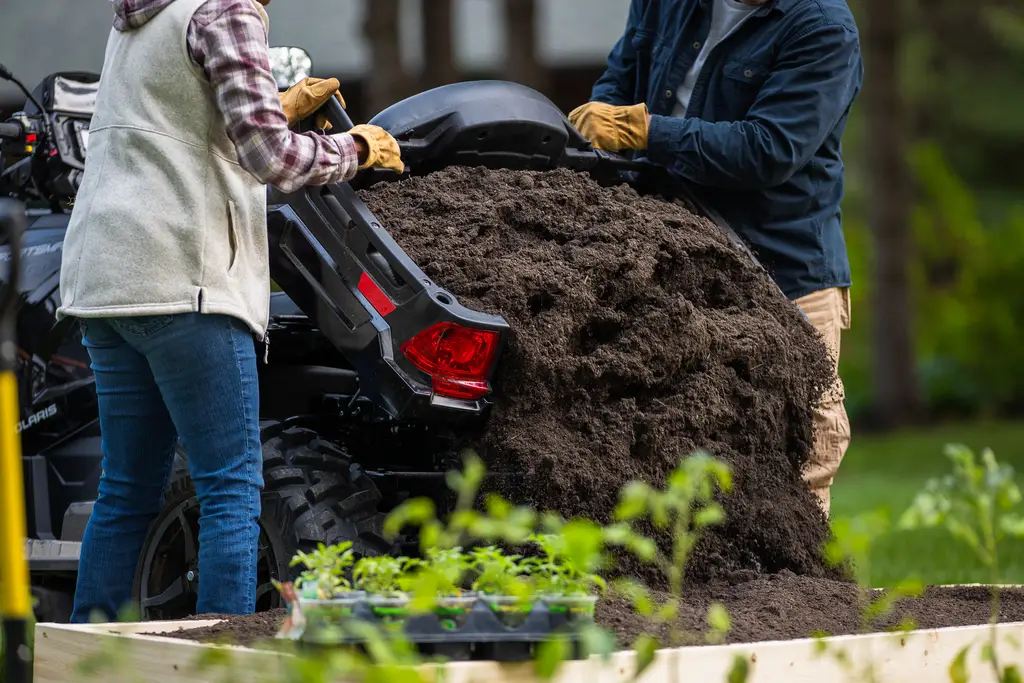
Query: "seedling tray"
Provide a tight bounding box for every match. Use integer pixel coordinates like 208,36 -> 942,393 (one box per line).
295,597 -> 594,662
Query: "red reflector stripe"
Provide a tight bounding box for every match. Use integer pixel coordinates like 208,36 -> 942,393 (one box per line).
357,272 -> 396,316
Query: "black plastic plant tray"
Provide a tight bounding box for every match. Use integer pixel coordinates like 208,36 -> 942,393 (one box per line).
298,599 -> 593,662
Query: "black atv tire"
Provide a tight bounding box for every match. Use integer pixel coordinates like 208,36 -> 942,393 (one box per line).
132,426 -> 394,620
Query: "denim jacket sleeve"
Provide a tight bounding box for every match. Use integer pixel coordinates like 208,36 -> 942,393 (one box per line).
646,19 -> 863,191
590,0 -> 647,106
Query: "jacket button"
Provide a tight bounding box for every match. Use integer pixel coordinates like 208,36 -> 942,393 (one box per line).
744,69 -> 754,78
693,41 -> 702,49
665,89 -> 674,98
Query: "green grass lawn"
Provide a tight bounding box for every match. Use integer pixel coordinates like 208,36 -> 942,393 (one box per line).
830,421 -> 1024,587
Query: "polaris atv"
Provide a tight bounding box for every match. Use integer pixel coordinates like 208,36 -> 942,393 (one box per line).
0,48 -> 737,624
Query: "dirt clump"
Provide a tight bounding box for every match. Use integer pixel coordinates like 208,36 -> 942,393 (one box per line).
147,609 -> 287,648
359,166 -> 836,583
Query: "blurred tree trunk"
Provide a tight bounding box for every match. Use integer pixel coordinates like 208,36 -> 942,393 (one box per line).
503,0 -> 550,93
364,0 -> 410,115
864,0 -> 921,426
422,0 -> 459,89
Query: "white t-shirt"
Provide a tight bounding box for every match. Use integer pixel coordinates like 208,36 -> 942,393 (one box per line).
671,0 -> 758,117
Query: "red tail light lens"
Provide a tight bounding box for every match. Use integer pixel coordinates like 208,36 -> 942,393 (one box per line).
400,322 -> 500,400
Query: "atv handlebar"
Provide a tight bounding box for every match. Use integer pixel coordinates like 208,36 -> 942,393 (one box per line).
323,95 -> 355,133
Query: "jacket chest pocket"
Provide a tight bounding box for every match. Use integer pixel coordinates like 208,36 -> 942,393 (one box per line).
632,29 -> 659,104
719,60 -> 771,118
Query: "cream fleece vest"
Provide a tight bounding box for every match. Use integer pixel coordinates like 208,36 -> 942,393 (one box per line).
58,0 -> 270,338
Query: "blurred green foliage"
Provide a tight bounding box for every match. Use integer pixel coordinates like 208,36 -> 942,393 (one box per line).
838,1 -> 1024,423
841,143 -> 1024,422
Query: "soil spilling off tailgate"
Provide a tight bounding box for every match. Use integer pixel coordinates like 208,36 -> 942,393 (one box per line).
361,167 -> 836,583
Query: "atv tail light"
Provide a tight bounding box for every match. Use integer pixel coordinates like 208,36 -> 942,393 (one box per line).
401,322 -> 500,400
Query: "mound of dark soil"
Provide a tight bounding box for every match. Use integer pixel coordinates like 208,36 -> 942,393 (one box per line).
156,580 -> 1024,648
359,167 -> 836,582
598,574 -> 1024,647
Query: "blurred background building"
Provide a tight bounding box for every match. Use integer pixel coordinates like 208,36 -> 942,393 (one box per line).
1,0 -> 630,117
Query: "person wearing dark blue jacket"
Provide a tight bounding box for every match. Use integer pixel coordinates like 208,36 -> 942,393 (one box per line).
569,0 -> 863,515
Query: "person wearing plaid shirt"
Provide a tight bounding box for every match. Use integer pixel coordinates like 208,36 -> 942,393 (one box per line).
63,0 -> 400,622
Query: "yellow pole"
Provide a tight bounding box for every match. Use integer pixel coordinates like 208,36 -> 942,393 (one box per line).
0,198 -> 31,683
0,371 -> 30,620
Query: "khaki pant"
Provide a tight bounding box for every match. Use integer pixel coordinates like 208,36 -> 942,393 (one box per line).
793,287 -> 851,517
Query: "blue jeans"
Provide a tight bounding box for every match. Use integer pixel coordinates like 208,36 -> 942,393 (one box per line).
70,313 -> 263,623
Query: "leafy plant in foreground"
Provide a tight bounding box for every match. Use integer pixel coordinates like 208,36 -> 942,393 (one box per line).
383,451 -> 538,553
280,619 -> 428,683
814,510 -> 923,683
824,510 -> 923,634
600,451 -> 749,681
381,451 -> 540,613
383,454 -> 626,677
610,452 -> 734,644
900,444 -> 1024,683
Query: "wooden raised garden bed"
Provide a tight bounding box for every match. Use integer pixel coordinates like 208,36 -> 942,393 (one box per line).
33,615 -> 1024,683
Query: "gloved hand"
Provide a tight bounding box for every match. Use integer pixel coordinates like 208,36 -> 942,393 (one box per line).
348,124 -> 405,174
567,102 -> 650,152
279,77 -> 346,129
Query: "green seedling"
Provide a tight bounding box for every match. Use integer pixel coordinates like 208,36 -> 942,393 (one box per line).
423,547 -> 471,596
398,546 -> 474,611
469,545 -> 529,596
525,530 -> 607,598
290,541 -> 356,598
353,555 -> 420,596
900,444 -> 1024,683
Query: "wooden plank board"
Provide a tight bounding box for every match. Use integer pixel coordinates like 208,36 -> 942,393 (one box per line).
50,619 -> 226,635
33,622 -> 288,683
34,619 -> 1024,683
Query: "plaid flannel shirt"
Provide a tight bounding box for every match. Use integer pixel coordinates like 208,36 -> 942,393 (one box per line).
114,0 -> 359,193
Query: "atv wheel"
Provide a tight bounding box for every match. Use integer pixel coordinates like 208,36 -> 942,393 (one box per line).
132,427 -> 393,621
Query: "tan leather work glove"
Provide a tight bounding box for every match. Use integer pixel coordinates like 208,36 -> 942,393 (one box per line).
349,124 -> 405,174
568,102 -> 650,152
279,77 -> 346,129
